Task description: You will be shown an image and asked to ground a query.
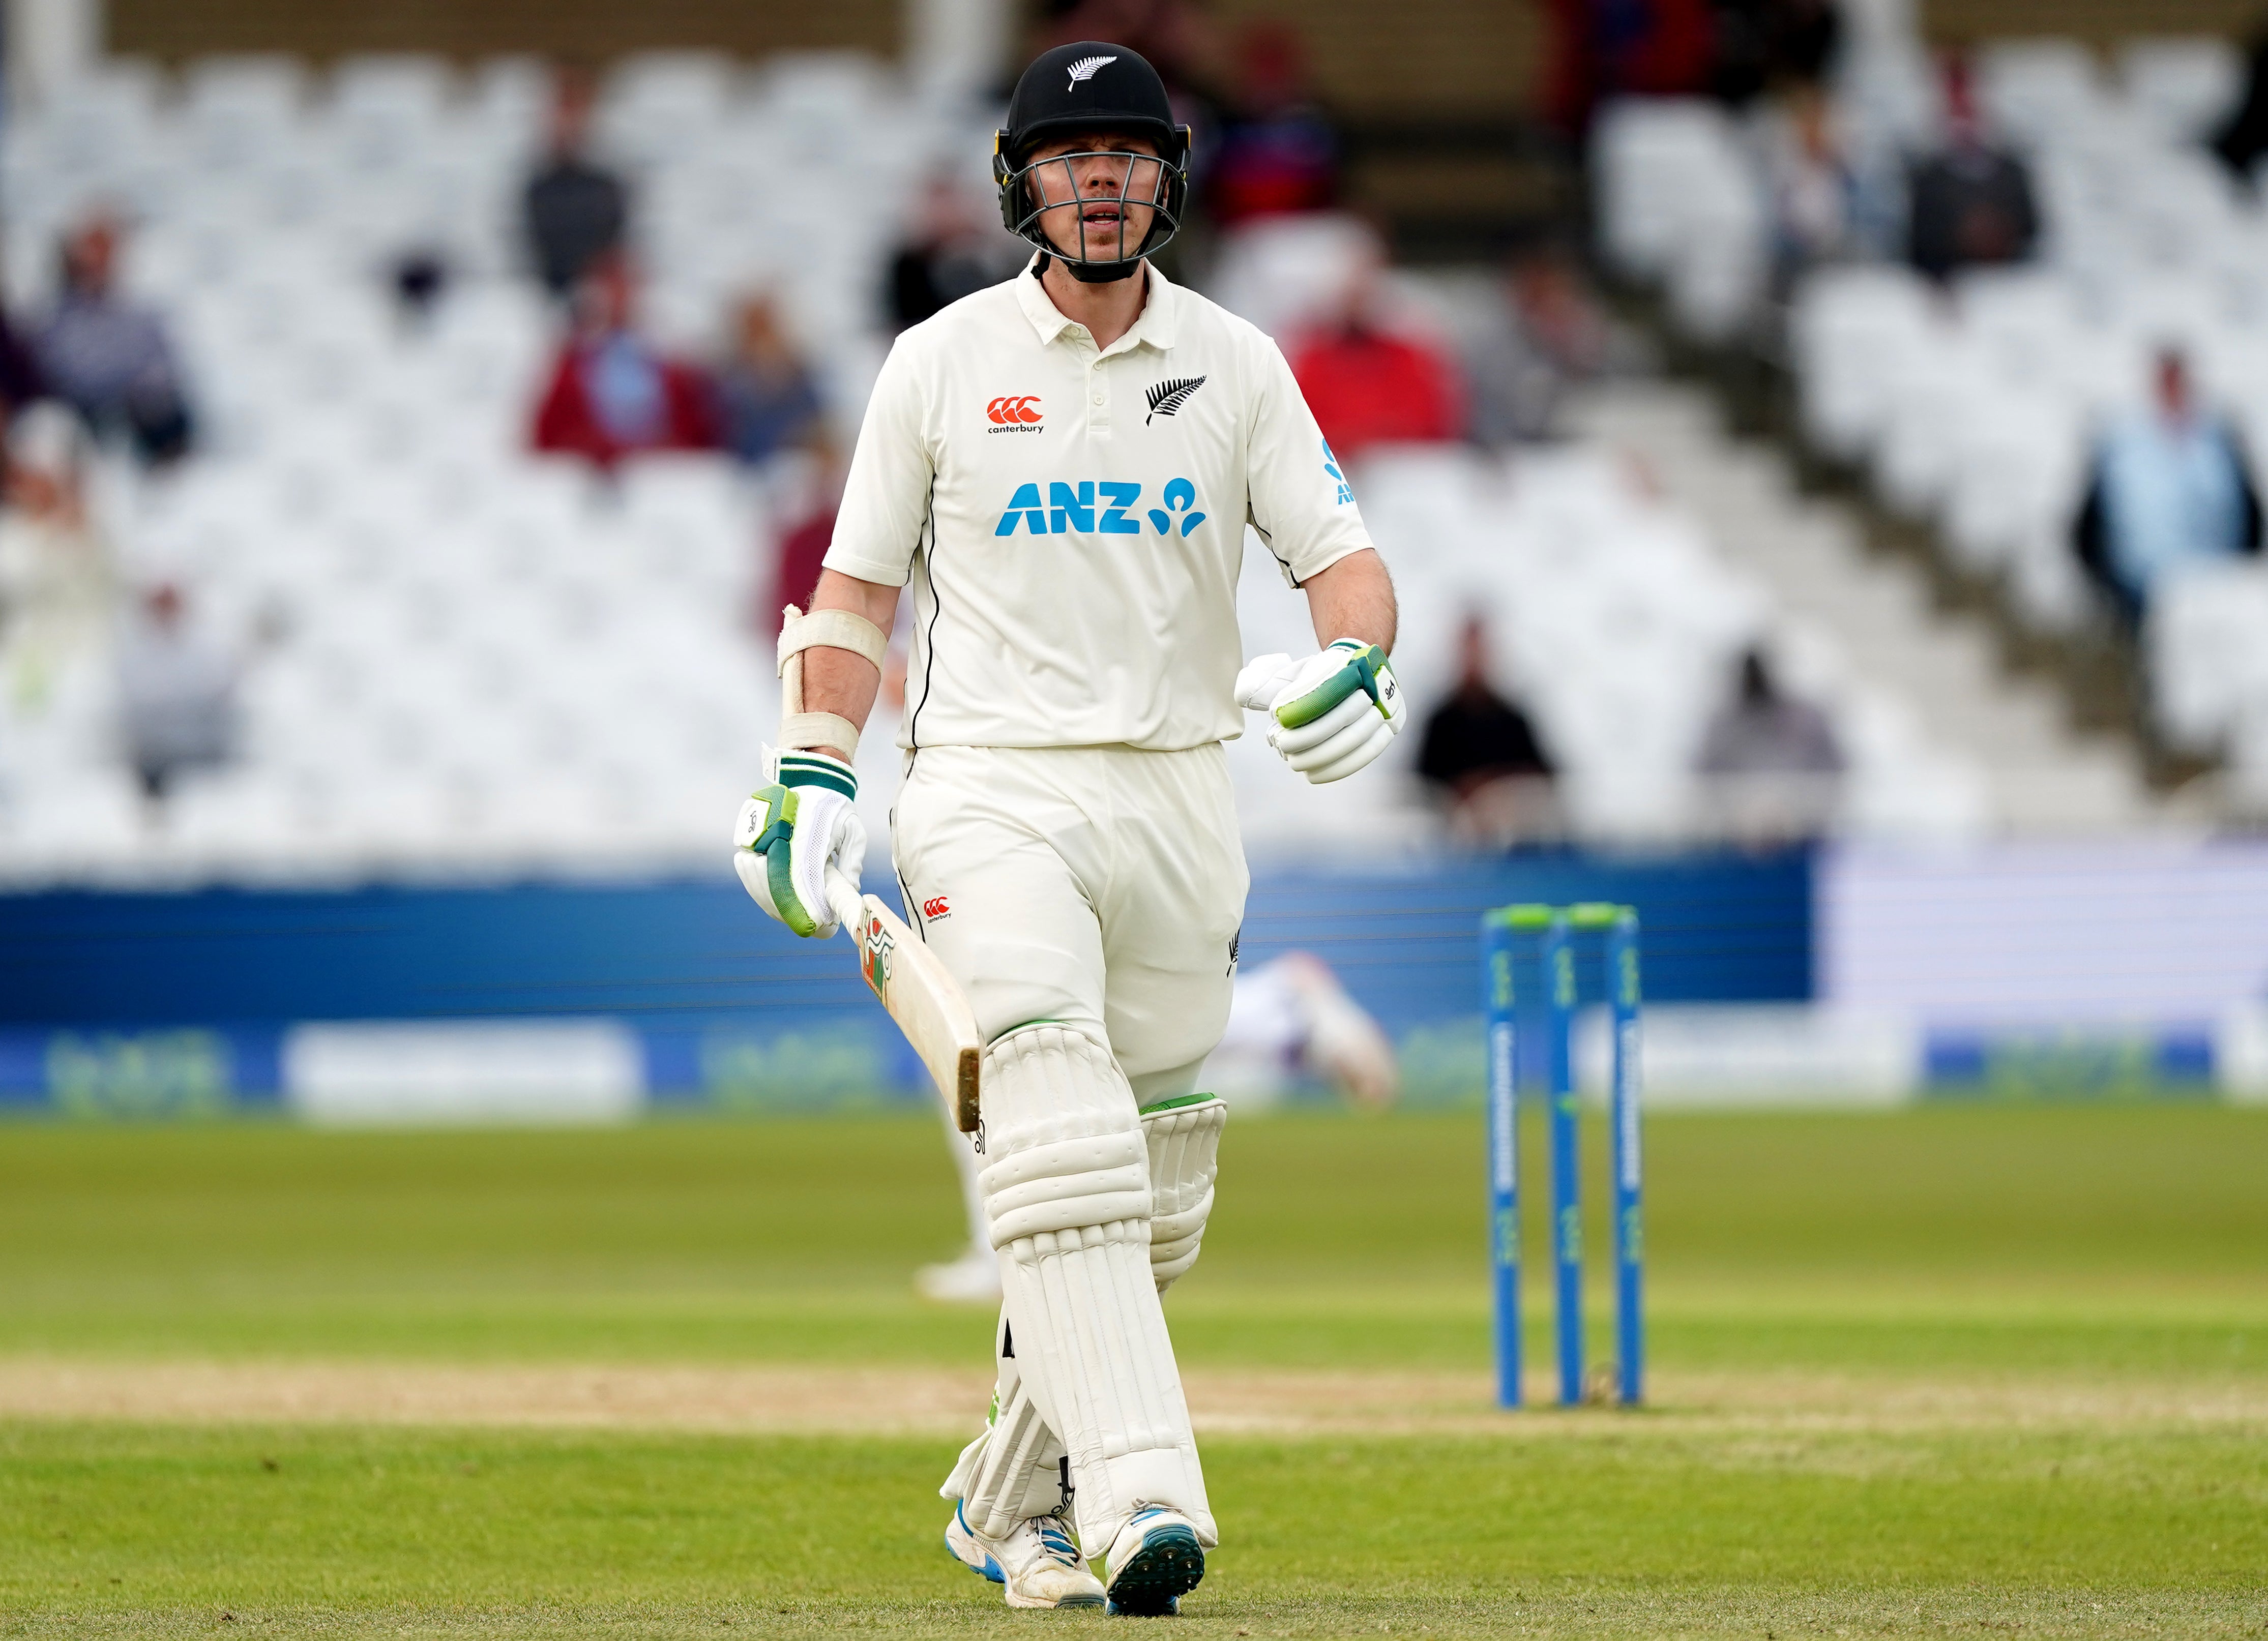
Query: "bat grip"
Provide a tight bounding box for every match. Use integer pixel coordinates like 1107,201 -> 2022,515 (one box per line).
824,870 -> 865,941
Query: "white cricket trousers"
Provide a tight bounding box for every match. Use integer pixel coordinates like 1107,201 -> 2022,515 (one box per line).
890,742 -> 1249,1109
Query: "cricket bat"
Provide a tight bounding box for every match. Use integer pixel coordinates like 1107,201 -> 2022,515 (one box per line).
824,870 -> 981,1133
782,604 -> 982,1132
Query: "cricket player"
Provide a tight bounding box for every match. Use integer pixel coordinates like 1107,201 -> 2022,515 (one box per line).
733,41 -> 1403,1615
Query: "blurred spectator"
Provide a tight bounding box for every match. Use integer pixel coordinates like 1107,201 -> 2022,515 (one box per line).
37,212 -> 192,463
1288,254 -> 1464,460
1542,0 -> 1716,135
2075,349 -> 2262,628
531,253 -> 720,471
2212,22 -> 2268,177
0,275 -> 45,416
1204,21 -> 1341,228
715,295 -> 823,468
1417,615 -> 1558,842
0,404 -> 110,713
1695,647 -> 1843,840
1710,0 -> 1842,108
1464,243 -> 1646,445
1906,59 -> 2038,283
1697,648 -> 1843,775
886,175 -> 1002,331
522,65 -> 629,301
116,582 -> 239,808
1756,79 -> 1895,287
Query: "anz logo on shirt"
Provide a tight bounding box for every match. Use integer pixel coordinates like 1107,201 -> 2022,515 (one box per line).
994,478 -> 1208,538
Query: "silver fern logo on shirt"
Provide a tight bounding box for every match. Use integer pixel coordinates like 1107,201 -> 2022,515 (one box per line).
1144,376 -> 1207,425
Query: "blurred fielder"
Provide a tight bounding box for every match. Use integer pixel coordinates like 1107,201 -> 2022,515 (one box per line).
734,41 -> 1402,1616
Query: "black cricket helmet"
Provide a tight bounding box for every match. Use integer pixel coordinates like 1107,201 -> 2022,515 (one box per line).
994,42 -> 1192,283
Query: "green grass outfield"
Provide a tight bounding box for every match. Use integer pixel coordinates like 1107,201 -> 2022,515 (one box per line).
2,1105 -> 2265,1636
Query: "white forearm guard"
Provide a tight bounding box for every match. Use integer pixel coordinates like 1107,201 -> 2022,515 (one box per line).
776,605 -> 889,754
1141,1095 -> 1226,1293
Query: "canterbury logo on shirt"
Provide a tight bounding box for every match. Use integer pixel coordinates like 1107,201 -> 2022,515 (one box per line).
995,478 -> 1208,538
987,395 -> 1044,429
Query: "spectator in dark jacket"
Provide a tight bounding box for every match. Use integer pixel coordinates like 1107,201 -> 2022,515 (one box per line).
531,253 -> 719,470
1419,617 -> 1554,790
2075,347 -> 2262,627
37,212 -> 191,462
886,176 -> 1001,332
1418,615 -> 1557,842
1907,58 -> 2039,283
715,294 -> 823,467
2213,22 -> 2268,178
522,65 -> 629,301
1710,0 -> 1842,108
0,285 -> 44,417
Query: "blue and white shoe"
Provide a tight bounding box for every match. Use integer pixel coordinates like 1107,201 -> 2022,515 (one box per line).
1102,1505 -> 1205,1617
944,1502 -> 1106,1609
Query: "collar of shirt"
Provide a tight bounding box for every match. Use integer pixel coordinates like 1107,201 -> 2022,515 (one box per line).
1013,254 -> 1179,357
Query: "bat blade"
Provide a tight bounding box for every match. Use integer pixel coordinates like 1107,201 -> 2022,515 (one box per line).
830,872 -> 982,1132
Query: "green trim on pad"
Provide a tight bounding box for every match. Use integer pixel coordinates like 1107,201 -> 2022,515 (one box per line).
1139,1092 -> 1219,1114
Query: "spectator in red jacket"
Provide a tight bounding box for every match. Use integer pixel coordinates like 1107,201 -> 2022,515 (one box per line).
531,252 -> 719,470
1286,254 -> 1464,461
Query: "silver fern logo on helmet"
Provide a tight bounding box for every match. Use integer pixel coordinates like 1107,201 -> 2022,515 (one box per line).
1066,55 -> 1117,87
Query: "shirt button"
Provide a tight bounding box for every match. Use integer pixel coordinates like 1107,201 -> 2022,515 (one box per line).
1093,393 -> 1105,405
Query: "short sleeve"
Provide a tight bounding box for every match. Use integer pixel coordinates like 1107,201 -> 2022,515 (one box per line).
822,337 -> 935,588
1244,335 -> 1377,586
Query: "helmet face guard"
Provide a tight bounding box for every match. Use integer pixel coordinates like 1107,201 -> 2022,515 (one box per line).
994,132 -> 1191,283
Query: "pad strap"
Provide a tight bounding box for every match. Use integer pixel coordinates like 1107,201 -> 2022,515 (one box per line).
778,607 -> 889,675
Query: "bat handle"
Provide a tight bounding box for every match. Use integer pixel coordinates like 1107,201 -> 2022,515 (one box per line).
824,869 -> 866,941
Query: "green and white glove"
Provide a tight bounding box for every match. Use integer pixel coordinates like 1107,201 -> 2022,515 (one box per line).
1234,639 -> 1406,784
731,751 -> 866,938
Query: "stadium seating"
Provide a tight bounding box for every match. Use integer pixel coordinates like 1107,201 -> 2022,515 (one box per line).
1595,30 -> 2268,793
0,52 -> 2045,885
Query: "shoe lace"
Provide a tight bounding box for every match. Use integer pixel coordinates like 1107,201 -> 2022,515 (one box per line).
1030,1513 -> 1080,1566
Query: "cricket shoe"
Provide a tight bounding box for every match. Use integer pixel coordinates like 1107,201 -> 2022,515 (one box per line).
944,1502 -> 1105,1609
1102,1505 -> 1205,1617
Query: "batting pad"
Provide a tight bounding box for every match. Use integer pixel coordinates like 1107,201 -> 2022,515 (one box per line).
978,1024 -> 1216,1549
1141,1095 -> 1227,1293
940,1316 -> 1072,1539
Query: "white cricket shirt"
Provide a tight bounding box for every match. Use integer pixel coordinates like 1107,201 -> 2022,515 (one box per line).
823,256 -> 1376,752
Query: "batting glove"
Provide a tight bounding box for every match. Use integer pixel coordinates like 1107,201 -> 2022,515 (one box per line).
1235,639 -> 1406,784
731,750 -> 867,938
